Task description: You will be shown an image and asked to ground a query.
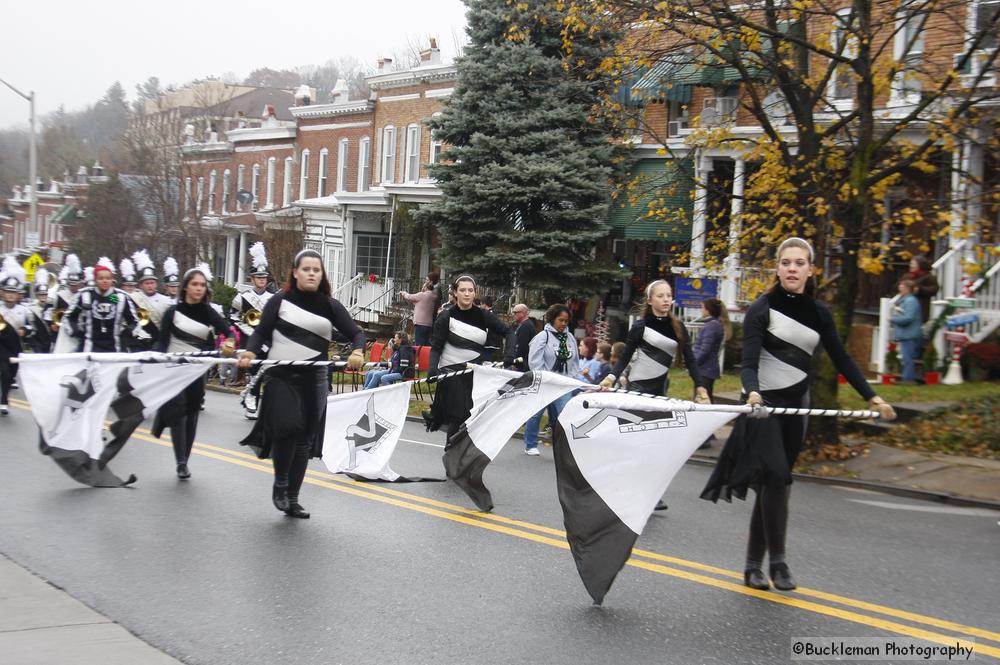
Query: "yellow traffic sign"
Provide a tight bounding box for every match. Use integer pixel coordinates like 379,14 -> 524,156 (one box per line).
22,253 -> 44,282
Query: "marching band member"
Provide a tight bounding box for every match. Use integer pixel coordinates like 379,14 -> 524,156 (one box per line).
119,257 -> 137,293
237,249 -> 366,519
163,257 -> 180,301
62,257 -> 146,353
701,237 -> 897,592
128,250 -> 173,351
152,263 -> 236,479
25,268 -> 53,353
1,259 -> 31,415
230,242 -> 273,411
425,274 -> 516,446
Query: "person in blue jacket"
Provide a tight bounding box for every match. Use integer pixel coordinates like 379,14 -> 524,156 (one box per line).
891,279 -> 923,384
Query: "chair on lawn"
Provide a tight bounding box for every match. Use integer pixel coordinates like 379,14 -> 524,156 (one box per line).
340,340 -> 385,393
404,345 -> 432,400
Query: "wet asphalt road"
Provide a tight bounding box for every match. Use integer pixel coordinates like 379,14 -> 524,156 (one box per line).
1,386 -> 998,664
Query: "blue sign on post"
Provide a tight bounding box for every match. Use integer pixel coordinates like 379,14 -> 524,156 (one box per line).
675,277 -> 719,309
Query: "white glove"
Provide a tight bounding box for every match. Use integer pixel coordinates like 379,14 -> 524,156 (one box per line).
133,326 -> 152,341
347,348 -> 365,371
694,387 -> 711,404
869,396 -> 897,421
746,391 -> 768,418
599,374 -> 616,389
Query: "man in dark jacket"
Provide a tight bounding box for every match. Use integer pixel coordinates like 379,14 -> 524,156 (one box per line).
511,303 -> 535,371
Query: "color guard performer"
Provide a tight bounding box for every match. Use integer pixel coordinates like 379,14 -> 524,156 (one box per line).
237,249 -> 366,518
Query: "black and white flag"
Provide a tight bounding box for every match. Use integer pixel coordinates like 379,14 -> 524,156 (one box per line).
444,366 -> 588,512
554,392 -> 738,604
322,382 -> 413,482
19,353 -> 211,487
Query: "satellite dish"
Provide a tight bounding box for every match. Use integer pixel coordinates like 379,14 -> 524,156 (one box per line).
236,189 -> 254,210
763,90 -> 791,126
699,107 -> 719,127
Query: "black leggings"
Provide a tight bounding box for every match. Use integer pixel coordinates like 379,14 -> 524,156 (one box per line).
269,368 -> 327,503
171,412 -> 200,464
745,413 -> 806,565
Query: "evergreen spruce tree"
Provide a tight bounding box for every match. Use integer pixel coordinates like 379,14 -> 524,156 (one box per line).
417,0 -> 628,297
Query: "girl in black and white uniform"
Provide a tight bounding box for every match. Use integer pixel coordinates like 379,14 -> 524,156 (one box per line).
152,264 -> 236,479
237,250 -> 366,519
425,275 -> 516,446
600,279 -> 709,401
701,237 -> 896,591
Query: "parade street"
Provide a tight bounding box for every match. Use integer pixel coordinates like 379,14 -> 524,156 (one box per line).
1,387 -> 998,665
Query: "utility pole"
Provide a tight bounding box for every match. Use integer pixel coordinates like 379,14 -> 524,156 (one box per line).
0,78 -> 37,247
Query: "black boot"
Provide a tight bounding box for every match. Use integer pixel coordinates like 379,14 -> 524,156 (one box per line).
272,484 -> 290,512
176,463 -> 191,479
770,563 -> 797,591
284,503 -> 310,519
654,499 -> 669,511
744,568 -> 769,590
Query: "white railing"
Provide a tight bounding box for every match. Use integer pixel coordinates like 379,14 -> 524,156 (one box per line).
872,241 -> 1000,373
349,278 -> 397,324
330,272 -> 364,309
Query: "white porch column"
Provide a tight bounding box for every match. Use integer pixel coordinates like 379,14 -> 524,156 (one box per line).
946,139 -> 971,299
225,233 -> 237,286
237,231 -> 248,285
720,157 -> 745,308
690,154 -> 713,273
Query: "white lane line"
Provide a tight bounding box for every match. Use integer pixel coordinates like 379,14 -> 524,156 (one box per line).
847,499 -> 1000,517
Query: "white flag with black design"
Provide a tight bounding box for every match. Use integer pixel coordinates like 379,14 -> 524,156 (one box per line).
18,353 -> 211,487
322,382 -> 412,482
554,392 -> 738,604
444,366 -> 589,512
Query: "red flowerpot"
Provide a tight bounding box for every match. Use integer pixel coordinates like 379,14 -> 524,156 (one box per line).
924,371 -> 940,385
881,374 -> 898,385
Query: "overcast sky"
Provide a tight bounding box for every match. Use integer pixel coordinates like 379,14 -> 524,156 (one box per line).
1,0 -> 469,130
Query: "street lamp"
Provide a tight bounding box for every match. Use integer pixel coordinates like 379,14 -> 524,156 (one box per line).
0,77 -> 37,248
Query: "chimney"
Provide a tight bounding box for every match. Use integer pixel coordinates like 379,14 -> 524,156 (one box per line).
184,123 -> 195,145
295,84 -> 312,107
377,57 -> 393,71
76,165 -> 88,183
91,161 -> 104,177
331,78 -> 349,104
12,185 -> 22,200
263,105 -> 278,126
420,37 -> 441,65
237,110 -> 247,129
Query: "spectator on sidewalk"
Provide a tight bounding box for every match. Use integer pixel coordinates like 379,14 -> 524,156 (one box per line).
575,336 -> 601,383
400,281 -> 437,346
891,280 -> 923,384
593,342 -> 613,385
694,298 -> 732,448
903,255 -> 939,323
523,304 -> 580,456
511,303 -> 535,371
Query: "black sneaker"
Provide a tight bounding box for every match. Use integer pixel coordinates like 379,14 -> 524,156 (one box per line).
744,568 -> 769,590
770,563 -> 797,591
176,463 -> 191,480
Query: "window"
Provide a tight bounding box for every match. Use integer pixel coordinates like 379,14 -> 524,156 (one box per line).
381,125 -> 396,183
828,10 -> 856,106
266,158 -> 276,209
299,149 -> 310,201
237,164 -> 245,193
403,124 -> 421,182
283,156 -> 293,207
184,177 -> 192,216
358,137 -> 371,192
978,0 -> 1000,51
337,139 -> 350,192
354,233 -> 396,278
891,2 -> 926,105
196,176 -> 204,216
251,164 -> 260,211
429,113 -> 443,166
208,171 -> 217,214
318,148 -> 329,197
222,169 -> 231,214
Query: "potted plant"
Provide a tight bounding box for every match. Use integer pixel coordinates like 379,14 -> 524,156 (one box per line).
922,344 -> 940,385
883,342 -> 900,384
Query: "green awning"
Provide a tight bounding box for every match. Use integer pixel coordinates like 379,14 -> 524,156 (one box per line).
50,204 -> 77,225
631,56 -> 693,103
609,158 -> 694,241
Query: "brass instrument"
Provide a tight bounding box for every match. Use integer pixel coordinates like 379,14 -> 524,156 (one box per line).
136,307 -> 150,327
52,308 -> 65,328
241,309 -> 261,327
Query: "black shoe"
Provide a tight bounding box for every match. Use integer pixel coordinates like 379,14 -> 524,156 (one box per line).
176,463 -> 191,479
770,563 -> 797,591
421,409 -> 434,431
744,568 -> 770,590
272,485 -> 290,512
654,500 -> 669,511
285,503 -> 310,519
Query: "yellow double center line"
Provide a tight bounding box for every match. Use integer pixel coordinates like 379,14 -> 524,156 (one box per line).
9,397 -> 1000,658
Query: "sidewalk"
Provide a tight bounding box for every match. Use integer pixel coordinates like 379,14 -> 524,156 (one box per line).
0,554 -> 182,665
